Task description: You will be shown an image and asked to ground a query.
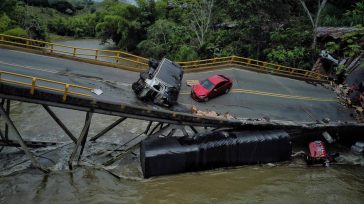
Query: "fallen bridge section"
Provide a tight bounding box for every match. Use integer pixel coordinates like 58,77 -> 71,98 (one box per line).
1,73 -> 364,173
1,77 -> 363,130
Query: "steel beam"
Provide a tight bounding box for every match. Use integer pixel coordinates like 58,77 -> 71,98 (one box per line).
0,99 -> 10,142
4,99 -> 9,140
102,133 -> 149,166
102,124 -> 173,166
148,122 -> 163,136
144,121 -> 153,135
0,105 -> 49,173
181,127 -> 189,137
0,139 -> 58,148
68,112 -> 93,169
42,105 -> 77,143
89,117 -> 126,141
78,112 -> 92,162
189,126 -> 198,134
0,93 -> 235,128
167,128 -> 176,137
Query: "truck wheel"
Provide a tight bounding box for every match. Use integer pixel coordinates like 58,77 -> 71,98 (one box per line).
140,72 -> 148,80
132,81 -> 143,94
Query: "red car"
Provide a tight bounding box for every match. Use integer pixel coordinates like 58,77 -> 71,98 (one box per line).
306,141 -> 328,166
191,75 -> 233,102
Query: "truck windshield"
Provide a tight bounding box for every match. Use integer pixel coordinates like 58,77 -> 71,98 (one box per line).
200,79 -> 214,90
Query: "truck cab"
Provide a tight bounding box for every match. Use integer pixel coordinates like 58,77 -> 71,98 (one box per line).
132,58 -> 183,107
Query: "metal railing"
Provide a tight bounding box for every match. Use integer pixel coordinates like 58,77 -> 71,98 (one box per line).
0,34 -> 328,81
0,70 -> 93,101
0,34 -> 148,68
178,56 -> 328,81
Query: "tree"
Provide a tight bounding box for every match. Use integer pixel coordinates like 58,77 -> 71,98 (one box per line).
173,0 -> 214,48
0,14 -> 11,33
299,0 -> 328,49
190,0 -> 214,47
96,2 -> 141,50
138,19 -> 179,58
12,5 -> 48,39
0,0 -> 17,16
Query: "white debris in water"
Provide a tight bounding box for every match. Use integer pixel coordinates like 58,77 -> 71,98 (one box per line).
129,127 -> 138,134
266,163 -> 276,167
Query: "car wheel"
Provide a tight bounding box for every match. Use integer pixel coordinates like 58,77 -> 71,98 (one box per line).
225,88 -> 230,94
204,97 -> 209,102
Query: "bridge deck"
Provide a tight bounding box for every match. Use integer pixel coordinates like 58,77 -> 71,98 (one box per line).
0,48 -> 355,125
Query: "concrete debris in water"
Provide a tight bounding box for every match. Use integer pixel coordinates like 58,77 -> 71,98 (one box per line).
351,142 -> 364,154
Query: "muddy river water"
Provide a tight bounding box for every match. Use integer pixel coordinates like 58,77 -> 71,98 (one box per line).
1,40 -> 364,203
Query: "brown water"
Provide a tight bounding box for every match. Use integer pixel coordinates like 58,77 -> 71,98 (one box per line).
1,102 -> 364,204
1,165 -> 364,204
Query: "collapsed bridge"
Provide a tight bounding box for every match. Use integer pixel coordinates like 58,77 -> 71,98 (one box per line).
0,34 -> 363,173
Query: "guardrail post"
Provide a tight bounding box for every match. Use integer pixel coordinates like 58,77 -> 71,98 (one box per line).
30,77 -> 37,95
115,52 -> 120,63
0,35 -> 3,41
50,44 -> 54,53
136,57 -> 140,68
95,50 -> 99,60
73,48 -> 76,57
63,84 -> 69,102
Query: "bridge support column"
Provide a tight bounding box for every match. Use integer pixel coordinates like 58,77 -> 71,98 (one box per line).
0,99 -> 10,141
147,122 -> 164,136
68,112 -> 93,170
102,123 -> 174,166
144,121 -> 153,135
0,104 -> 49,173
42,105 -> 77,143
89,117 -> 127,142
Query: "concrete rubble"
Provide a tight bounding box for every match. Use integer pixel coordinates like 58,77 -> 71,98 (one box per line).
333,82 -> 364,122
191,105 -> 237,120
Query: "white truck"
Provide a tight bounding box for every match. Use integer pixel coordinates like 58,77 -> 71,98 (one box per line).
132,58 -> 184,107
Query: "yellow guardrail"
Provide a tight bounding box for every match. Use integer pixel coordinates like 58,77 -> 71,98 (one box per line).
0,70 -> 93,102
0,34 -> 149,68
178,56 -> 328,81
0,34 -> 328,81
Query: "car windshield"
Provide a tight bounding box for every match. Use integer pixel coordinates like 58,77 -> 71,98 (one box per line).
200,79 -> 214,90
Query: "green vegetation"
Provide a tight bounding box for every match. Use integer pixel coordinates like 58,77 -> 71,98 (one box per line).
3,27 -> 27,37
324,26 -> 364,57
0,0 -> 363,68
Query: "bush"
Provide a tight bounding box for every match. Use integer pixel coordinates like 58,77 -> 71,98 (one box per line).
67,13 -> 97,37
267,46 -> 308,68
48,17 -> 70,36
3,27 -> 28,37
0,14 -> 11,33
174,45 -> 198,61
